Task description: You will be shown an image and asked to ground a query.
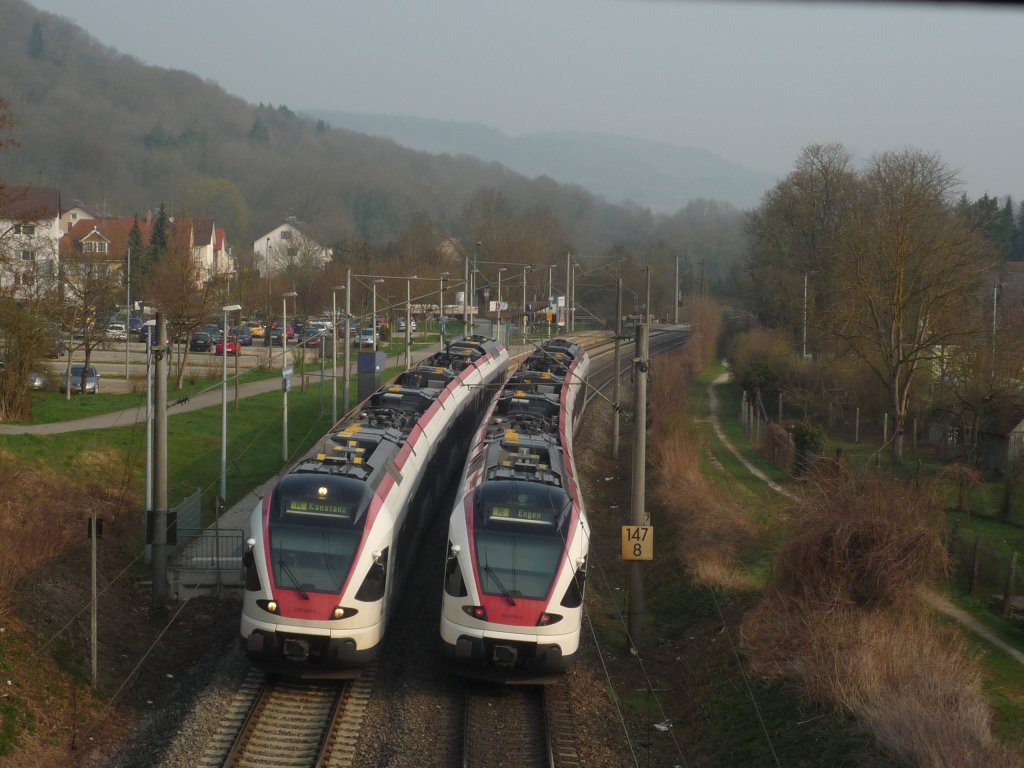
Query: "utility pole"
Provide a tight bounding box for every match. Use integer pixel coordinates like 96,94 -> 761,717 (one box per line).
673,255 -> 679,325
152,313 -> 169,606
90,503 -> 97,689
612,278 -> 623,460
627,322 -> 649,651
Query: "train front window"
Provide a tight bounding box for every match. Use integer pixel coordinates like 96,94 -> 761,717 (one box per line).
473,480 -> 571,601
268,475 -> 372,594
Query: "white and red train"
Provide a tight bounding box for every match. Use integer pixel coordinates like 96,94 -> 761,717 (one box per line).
240,336 -> 508,677
440,338 -> 591,682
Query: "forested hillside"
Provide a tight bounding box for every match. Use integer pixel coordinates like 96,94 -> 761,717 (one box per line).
0,0 -> 657,252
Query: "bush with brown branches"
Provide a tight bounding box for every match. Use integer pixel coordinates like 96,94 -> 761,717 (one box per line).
742,477 -> 1019,767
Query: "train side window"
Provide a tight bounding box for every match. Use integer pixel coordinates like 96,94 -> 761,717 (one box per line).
242,548 -> 261,592
355,547 -> 389,601
444,543 -> 467,597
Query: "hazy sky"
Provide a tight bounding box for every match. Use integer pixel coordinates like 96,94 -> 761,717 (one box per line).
26,0 -> 1024,203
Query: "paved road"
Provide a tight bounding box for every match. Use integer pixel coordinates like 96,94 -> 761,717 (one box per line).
0,337 -> 541,436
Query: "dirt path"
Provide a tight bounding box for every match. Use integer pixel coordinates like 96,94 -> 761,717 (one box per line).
707,370 -> 1024,667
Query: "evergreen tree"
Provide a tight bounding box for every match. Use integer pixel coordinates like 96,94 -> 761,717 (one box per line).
127,215 -> 146,282
248,117 -> 269,142
28,20 -> 44,59
1013,200 -> 1024,262
147,203 -> 169,264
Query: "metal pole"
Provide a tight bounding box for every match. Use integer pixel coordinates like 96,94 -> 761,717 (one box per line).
803,272 -> 808,359
332,288 -> 338,424
570,263 -> 576,332
673,255 -> 679,325
344,270 -> 351,414
125,246 -> 130,378
282,292 -> 296,464
152,313 -> 168,606
645,265 -> 651,324
90,510 -> 97,689
497,269 -> 503,330
628,322 -> 649,650
439,273 -> 447,348
993,283 -> 999,377
283,296 -> 288,462
332,285 -> 345,423
565,252 -> 571,331
144,325 -> 153,561
547,264 -> 555,338
405,279 -> 412,369
612,278 -> 623,459
522,267 -> 528,339
372,281 -> 378,352
463,252 -> 470,331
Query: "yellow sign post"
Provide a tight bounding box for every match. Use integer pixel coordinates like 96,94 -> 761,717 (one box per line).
621,525 -> 653,561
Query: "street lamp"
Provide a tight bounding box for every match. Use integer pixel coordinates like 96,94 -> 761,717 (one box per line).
404,277 -> 415,369
282,290 -> 297,463
439,271 -> 450,347
218,302 -> 241,598
125,246 -> 132,379
497,268 -> 507,335
522,265 -> 533,338
331,284 -> 345,424
371,279 -> 384,352
547,264 -> 556,337
220,303 -> 242,504
802,272 -> 810,359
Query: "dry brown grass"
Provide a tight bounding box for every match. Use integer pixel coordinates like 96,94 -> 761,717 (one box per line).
650,302 -> 756,589
0,458 -> 125,616
742,476 -> 1020,767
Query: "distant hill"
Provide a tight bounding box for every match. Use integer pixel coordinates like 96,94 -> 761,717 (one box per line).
0,0 -> 657,252
308,111 -> 774,212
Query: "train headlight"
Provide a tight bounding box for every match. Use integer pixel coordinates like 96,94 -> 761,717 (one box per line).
462,605 -> 488,621
257,599 -> 279,614
537,612 -> 563,626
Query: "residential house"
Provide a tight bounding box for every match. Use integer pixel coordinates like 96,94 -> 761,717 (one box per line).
59,201 -> 106,233
61,218 -> 153,294
0,185 -> 63,293
253,217 -> 332,275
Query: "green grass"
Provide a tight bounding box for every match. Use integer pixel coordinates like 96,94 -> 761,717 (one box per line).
1,381 -> 361,517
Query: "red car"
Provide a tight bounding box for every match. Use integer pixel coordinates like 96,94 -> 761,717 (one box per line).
215,337 -> 241,356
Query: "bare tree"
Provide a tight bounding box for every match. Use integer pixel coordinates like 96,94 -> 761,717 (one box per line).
142,222 -> 220,389
826,150 -> 996,464
57,255 -> 122,398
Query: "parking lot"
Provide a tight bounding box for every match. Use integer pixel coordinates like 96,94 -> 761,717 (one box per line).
40,338 -> 302,394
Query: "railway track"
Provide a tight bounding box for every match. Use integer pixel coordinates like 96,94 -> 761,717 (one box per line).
196,666 -> 374,768
461,680 -> 581,768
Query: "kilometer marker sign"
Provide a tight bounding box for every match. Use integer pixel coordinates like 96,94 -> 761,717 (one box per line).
621,525 -> 653,561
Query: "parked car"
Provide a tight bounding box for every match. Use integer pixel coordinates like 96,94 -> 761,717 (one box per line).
106,322 -> 128,341
59,364 -> 100,395
230,326 -> 253,346
189,332 -> 213,352
243,320 -> 265,339
202,323 -> 223,341
215,337 -> 241,356
265,323 -> 294,346
299,325 -> 322,348
356,327 -> 378,348
396,317 -> 417,332
138,324 -> 156,343
43,329 -> 68,358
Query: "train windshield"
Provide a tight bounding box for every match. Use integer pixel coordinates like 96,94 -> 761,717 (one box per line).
268,474 -> 372,594
473,480 -> 572,601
